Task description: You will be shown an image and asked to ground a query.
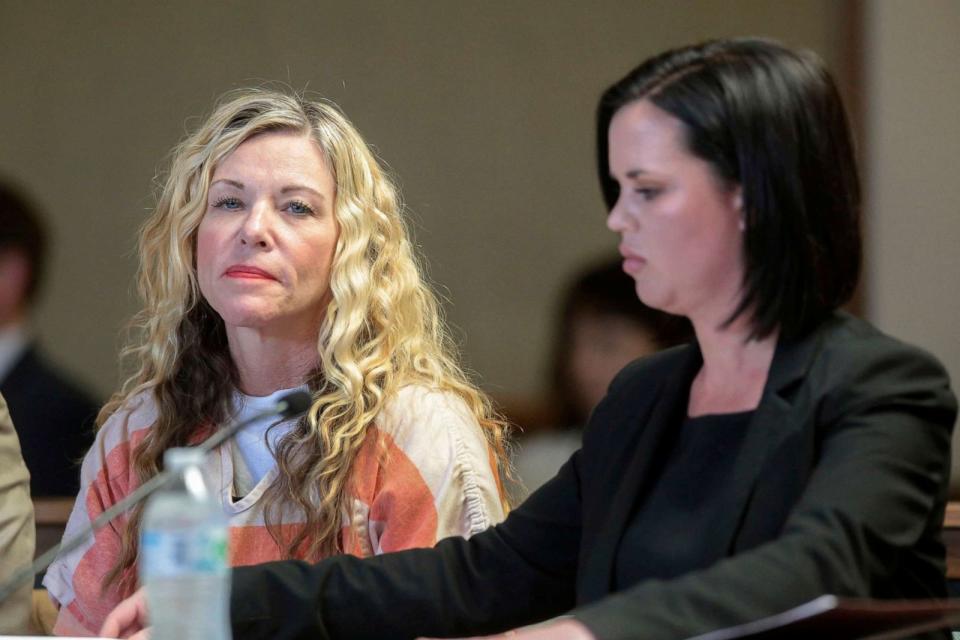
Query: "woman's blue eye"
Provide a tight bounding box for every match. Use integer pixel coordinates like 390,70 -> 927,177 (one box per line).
286,200 -> 315,215
635,188 -> 659,201
212,196 -> 242,210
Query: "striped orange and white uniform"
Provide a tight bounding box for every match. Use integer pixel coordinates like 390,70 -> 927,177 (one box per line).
43,385 -> 505,636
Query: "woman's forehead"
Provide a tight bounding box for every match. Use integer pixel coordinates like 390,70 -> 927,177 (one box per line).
210,130 -> 332,186
608,101 -> 689,174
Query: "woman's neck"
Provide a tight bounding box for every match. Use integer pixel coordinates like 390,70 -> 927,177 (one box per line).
687,312 -> 778,417
226,326 -> 319,396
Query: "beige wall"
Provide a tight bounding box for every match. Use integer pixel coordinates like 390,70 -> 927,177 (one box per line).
0,1 -> 843,401
864,0 -> 960,487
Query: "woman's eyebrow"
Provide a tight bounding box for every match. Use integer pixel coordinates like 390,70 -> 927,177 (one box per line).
280,185 -> 325,200
210,178 -> 244,190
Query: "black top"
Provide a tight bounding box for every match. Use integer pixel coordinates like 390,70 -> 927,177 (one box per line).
615,410 -> 754,587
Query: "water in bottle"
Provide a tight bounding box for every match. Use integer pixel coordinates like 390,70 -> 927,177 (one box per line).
140,447 -> 231,640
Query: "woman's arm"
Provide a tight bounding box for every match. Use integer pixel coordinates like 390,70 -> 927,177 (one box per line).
352,387 -> 505,557
229,449 -> 584,640
44,396 -> 153,636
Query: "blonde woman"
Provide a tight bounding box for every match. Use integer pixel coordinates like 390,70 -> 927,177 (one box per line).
43,89 -> 510,636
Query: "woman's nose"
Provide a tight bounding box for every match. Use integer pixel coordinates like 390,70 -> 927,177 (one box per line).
239,201 -> 272,248
606,197 -> 630,233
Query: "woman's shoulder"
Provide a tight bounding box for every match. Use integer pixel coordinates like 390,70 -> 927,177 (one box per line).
356,385 -> 504,543
808,312 -> 951,389
377,384 -> 481,445
793,312 -> 956,424
816,312 -> 944,362
89,390 -> 158,461
373,384 -> 496,489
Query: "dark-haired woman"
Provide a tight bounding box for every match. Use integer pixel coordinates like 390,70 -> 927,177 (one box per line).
103,38 -> 957,640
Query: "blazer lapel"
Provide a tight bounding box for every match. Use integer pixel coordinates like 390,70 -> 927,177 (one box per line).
709,389 -> 796,555
710,326 -> 826,555
580,346 -> 702,603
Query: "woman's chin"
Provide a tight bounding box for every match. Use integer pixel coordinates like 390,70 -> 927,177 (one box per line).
218,309 -> 280,331
634,285 -> 673,315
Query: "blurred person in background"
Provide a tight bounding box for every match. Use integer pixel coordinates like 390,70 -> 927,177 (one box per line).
44,89 -> 510,636
515,258 -> 691,497
0,181 -> 99,497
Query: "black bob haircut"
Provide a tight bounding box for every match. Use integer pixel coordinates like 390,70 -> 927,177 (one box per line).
597,38 -> 861,340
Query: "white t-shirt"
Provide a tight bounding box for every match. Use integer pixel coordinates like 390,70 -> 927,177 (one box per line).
229,385 -> 306,496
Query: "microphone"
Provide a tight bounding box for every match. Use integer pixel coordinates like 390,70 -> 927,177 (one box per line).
0,389 -> 311,603
197,389 -> 312,454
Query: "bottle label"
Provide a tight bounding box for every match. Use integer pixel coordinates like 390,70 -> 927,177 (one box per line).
141,526 -> 228,578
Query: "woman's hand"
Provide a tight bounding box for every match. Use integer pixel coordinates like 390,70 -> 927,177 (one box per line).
99,587 -> 150,639
420,618 -> 595,640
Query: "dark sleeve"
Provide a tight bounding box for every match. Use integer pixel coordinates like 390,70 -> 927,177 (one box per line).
574,340 -> 957,640
231,448 -> 584,639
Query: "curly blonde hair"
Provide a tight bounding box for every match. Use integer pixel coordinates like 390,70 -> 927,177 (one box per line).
101,88 -> 510,591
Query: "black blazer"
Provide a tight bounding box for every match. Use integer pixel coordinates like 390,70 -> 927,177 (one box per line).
231,313 -> 957,640
0,345 -> 99,496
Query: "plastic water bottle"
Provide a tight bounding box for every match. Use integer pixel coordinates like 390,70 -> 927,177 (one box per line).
140,448 -> 231,640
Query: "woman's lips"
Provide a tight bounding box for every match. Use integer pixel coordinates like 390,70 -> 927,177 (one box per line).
619,247 -> 646,274
224,265 -> 277,280
622,257 -> 645,274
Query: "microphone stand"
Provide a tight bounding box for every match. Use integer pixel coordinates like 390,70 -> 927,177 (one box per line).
0,390 -> 311,603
